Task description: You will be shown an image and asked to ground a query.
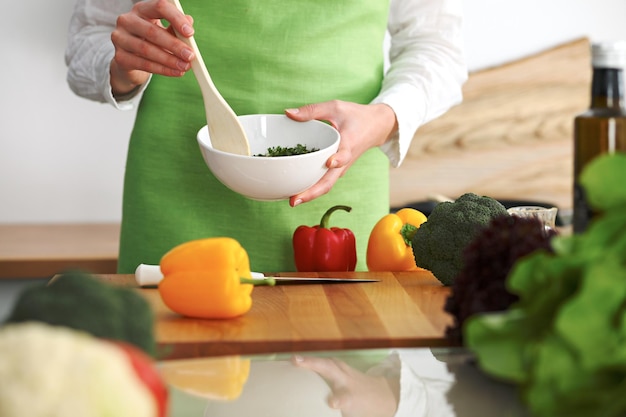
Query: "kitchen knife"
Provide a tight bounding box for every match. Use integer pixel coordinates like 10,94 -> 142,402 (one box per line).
256,276 -> 379,284
134,264 -> 378,287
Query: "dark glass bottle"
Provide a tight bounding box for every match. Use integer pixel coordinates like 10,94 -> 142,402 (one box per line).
573,42 -> 626,233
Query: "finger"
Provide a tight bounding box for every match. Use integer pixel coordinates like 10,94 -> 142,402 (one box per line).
291,356 -> 347,384
289,167 -> 344,206
113,48 -> 188,77
285,100 -> 341,125
325,141 -> 356,170
165,14 -> 194,36
328,389 -> 352,409
112,31 -> 192,74
115,14 -> 194,64
134,0 -> 195,37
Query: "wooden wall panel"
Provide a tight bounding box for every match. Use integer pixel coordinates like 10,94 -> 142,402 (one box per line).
390,38 -> 592,215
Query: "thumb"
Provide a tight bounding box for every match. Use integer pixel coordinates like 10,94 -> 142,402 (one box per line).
285,102 -> 335,123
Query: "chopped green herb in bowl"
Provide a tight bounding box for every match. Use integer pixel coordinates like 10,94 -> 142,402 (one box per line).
255,144 -> 319,157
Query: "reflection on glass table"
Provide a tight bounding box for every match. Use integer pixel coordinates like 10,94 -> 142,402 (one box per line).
163,347 -> 529,417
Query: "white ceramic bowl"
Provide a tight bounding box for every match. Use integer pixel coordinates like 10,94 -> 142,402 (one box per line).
197,114 -> 340,201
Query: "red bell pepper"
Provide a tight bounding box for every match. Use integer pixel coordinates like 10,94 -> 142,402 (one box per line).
293,205 -> 357,272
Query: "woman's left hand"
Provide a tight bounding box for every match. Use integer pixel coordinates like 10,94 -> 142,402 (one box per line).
285,101 -> 397,207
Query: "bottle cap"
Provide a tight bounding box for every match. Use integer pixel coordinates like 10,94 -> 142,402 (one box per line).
592,41 -> 626,69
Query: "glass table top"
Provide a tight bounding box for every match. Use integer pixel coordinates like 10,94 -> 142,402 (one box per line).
163,347 -> 529,417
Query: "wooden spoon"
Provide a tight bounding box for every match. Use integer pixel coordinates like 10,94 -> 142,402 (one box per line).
166,0 -> 250,155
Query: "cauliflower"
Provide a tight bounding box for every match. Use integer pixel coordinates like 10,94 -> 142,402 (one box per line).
411,193 -> 509,285
0,323 -> 167,417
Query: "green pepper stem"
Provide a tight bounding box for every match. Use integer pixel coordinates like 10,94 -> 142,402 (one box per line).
240,277 -> 276,286
400,224 -> 418,246
320,205 -> 352,229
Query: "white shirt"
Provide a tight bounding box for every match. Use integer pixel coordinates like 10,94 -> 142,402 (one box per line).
65,0 -> 467,167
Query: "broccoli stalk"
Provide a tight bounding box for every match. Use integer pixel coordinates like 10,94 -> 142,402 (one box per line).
4,270 -> 156,356
411,193 -> 509,286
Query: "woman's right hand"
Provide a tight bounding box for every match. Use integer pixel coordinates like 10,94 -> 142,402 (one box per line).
109,0 -> 196,96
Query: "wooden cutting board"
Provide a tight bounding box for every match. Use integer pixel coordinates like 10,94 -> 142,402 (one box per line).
91,270 -> 453,359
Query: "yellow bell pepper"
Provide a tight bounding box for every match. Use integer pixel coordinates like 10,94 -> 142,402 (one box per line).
158,237 -> 267,319
366,208 -> 428,271
159,356 -> 250,401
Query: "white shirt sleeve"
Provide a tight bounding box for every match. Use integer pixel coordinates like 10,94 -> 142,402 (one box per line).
374,0 -> 468,167
65,0 -> 149,110
392,349 -> 456,417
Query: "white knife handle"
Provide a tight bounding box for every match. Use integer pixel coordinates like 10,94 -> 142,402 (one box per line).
134,263 -> 265,287
135,264 -> 163,286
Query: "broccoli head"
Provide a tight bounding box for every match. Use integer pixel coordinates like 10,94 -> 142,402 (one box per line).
411,193 -> 509,285
4,270 -> 156,356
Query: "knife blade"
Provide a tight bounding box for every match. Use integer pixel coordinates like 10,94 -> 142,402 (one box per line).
256,276 -> 379,285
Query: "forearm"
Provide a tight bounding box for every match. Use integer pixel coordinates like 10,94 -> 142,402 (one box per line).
374,0 -> 468,167
65,0 -> 147,109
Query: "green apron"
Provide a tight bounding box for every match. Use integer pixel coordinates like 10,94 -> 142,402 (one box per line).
118,0 -> 391,273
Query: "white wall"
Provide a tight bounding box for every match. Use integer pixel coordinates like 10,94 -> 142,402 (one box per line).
2,0 -> 626,223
